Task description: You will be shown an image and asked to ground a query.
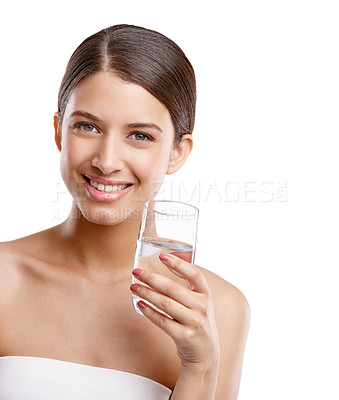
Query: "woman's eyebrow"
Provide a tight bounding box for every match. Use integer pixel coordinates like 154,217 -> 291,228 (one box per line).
127,122 -> 163,132
69,110 -> 103,122
69,111 -> 163,132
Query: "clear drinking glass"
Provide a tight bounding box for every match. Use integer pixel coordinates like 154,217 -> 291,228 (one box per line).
131,200 -> 199,315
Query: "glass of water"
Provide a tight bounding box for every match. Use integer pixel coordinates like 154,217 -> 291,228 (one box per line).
131,200 -> 199,315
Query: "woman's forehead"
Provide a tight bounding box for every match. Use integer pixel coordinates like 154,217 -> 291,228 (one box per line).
64,72 -> 174,130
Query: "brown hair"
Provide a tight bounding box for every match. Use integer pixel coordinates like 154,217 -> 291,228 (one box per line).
58,24 -> 196,143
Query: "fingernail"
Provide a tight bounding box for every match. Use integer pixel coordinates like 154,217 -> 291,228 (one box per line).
130,283 -> 140,293
138,300 -> 147,310
159,253 -> 171,262
132,268 -> 144,277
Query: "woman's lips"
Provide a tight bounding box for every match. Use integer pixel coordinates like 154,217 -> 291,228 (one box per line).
83,175 -> 133,203
84,174 -> 132,186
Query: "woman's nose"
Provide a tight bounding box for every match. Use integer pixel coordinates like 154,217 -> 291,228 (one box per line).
91,135 -> 124,175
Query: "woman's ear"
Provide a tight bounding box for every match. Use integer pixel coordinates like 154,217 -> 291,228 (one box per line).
167,134 -> 193,175
54,112 -> 62,151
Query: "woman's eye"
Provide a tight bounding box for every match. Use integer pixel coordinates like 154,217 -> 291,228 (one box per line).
129,132 -> 153,141
74,123 -> 99,133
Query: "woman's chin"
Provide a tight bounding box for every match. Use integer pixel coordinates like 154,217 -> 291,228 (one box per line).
75,204 -> 142,226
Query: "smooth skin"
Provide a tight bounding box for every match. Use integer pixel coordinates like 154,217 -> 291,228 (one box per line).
0,72 -> 250,399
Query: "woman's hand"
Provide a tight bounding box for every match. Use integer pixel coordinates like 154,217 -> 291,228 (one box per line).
130,252 -> 220,376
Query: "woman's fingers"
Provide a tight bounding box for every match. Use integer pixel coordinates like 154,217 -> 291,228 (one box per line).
159,253 -> 211,294
130,283 -> 190,323
133,268 -> 197,310
132,254 -> 211,315
136,300 -> 180,338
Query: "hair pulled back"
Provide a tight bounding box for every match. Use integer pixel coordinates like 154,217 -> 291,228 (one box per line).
58,24 -> 196,142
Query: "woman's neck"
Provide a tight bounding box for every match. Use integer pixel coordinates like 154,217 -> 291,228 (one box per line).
55,204 -> 141,284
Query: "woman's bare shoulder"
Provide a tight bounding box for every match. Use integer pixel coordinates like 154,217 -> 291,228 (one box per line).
1,229 -> 53,253
0,236 -> 35,279
0,225 -> 61,259
0,229 -> 56,287
198,265 -> 250,317
0,240 -> 26,305
197,265 -> 250,397
198,264 -> 250,348
0,239 -> 25,274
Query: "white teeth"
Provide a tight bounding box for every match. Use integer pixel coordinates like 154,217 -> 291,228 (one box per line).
89,179 -> 129,192
90,179 -> 98,188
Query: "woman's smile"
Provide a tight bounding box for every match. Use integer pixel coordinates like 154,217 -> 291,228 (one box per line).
83,174 -> 133,203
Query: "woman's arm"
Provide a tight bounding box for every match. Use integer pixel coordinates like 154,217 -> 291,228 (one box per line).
169,362 -> 219,399
130,253 -> 250,399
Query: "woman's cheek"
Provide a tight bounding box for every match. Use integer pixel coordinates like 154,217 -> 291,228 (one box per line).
60,136 -> 88,191
130,150 -> 169,198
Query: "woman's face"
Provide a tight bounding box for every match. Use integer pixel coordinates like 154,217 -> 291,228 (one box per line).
55,72 -> 191,225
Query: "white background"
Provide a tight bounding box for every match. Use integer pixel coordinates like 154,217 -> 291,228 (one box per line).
1,1 -> 338,398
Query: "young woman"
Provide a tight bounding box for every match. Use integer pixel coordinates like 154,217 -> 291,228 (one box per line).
0,24 -> 250,399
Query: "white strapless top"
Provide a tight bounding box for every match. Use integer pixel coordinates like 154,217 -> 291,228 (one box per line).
0,356 -> 172,399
